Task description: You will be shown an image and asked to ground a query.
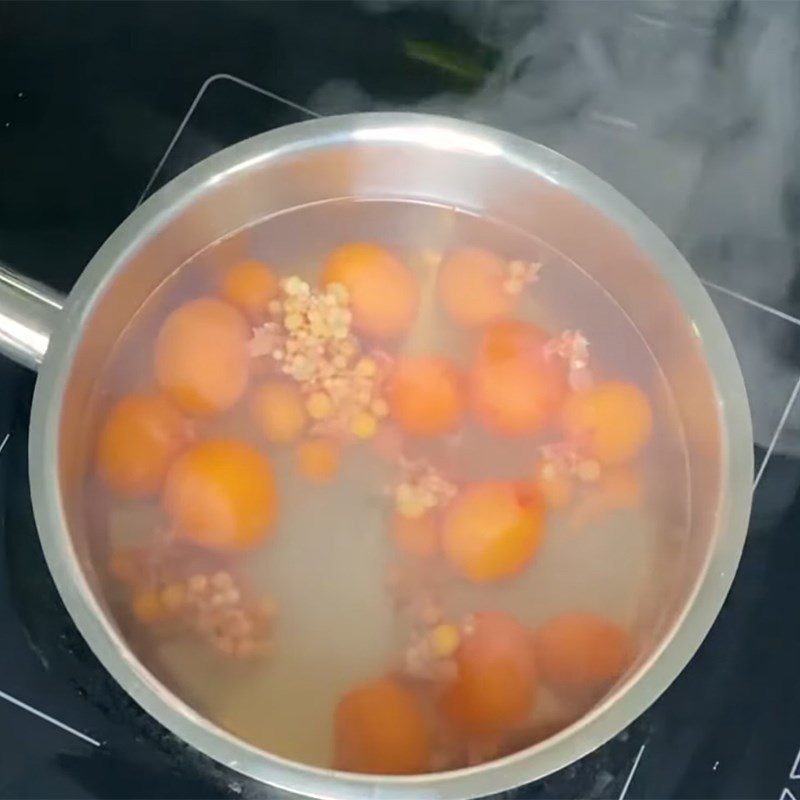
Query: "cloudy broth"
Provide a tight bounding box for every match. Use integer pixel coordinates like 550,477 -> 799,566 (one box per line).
87,198 -> 689,772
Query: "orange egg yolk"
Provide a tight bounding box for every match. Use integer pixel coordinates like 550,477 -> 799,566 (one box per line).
388,355 -> 465,437
334,676 -> 431,774
441,610 -> 537,735
438,246 -> 514,328
561,380 -> 653,465
321,242 -> 419,339
470,321 -> 567,436
221,259 -> 279,319
163,438 -> 277,551
95,392 -> 188,497
442,481 -> 545,582
154,298 -> 250,416
250,379 -> 308,444
535,612 -> 631,690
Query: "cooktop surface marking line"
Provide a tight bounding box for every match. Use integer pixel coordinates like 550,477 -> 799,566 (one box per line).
754,373 -> 800,489
788,742 -> 800,779
0,688 -> 101,747
0,433 -> 103,748
702,280 -> 800,329
136,72 -> 319,207
618,742 -> 646,800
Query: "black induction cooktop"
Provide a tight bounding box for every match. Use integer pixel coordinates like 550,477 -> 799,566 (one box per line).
2,3 -> 800,798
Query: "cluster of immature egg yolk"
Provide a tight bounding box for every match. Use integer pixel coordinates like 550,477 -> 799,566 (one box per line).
268,277 -> 354,383
534,612 -> 631,691
130,572 -> 275,659
154,298 -> 251,416
305,354 -> 390,441
334,676 -> 431,775
532,440 -> 601,511
163,438 -> 277,552
401,618 -> 462,682
470,321 -> 568,437
543,329 -> 592,391
385,555 -> 447,630
440,610 -> 538,736
251,276 -> 391,443
95,392 -> 190,498
441,481 -> 545,583
180,571 -> 276,658
321,242 -> 420,340
391,457 -> 457,521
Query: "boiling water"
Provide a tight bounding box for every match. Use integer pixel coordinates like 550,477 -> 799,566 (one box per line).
86,199 -> 689,770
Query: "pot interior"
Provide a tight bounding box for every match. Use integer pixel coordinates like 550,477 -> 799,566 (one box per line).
53,118 -> 725,781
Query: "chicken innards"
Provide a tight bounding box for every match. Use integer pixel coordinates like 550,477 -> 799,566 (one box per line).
91,202 -> 667,775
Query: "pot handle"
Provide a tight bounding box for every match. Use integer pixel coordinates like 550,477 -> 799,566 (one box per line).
0,263 -> 65,371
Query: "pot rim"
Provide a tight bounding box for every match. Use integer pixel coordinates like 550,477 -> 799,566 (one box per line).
29,112 -> 753,800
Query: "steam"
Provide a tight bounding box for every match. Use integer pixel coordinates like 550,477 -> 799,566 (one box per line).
310,0 -> 800,465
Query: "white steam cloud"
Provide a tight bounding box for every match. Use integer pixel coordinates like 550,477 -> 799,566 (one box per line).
310,0 -> 800,467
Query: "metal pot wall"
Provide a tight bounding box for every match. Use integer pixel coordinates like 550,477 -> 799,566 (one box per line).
0,114 -> 753,799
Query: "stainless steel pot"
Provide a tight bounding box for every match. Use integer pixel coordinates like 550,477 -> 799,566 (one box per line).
0,113 -> 752,799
